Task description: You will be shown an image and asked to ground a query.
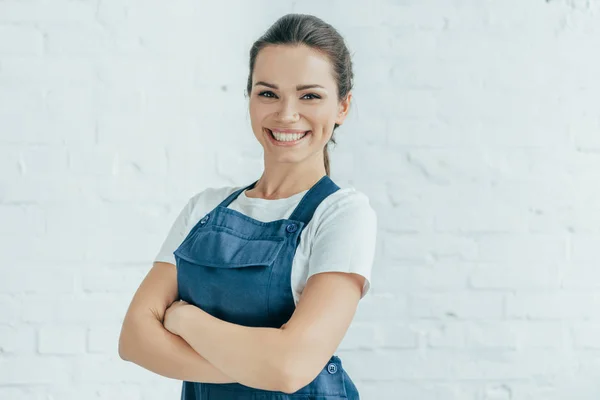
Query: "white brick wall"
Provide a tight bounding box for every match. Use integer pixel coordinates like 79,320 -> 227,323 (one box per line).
1,0 -> 599,398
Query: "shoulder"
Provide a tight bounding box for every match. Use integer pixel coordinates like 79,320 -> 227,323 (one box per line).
186,184 -> 243,213
171,184 -> 243,228
303,184 -> 378,299
313,186 -> 377,226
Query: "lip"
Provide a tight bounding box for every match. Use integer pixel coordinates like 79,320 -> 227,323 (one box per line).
268,128 -> 311,133
264,128 -> 311,146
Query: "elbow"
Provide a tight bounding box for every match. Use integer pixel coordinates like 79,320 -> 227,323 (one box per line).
279,369 -> 310,395
264,330 -> 315,394
256,359 -> 295,394
257,348 -> 299,394
276,355 -> 311,394
118,320 -> 137,362
118,335 -> 130,361
276,348 -> 327,394
118,309 -> 163,362
280,382 -> 302,395
277,369 -> 301,395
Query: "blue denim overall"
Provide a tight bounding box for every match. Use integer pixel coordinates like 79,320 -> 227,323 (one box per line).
173,175 -> 360,399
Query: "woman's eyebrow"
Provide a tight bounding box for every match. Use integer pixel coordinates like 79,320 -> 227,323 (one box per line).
254,81 -> 325,90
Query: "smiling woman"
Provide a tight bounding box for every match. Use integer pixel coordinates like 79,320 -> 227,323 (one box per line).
119,13 -> 376,400
246,17 -> 353,179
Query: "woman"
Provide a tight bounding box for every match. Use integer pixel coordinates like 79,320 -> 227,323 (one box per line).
119,13 -> 377,399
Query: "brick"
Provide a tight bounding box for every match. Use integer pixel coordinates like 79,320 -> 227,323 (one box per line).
0,356 -> 70,384
0,25 -> 43,56
409,292 -> 504,319
0,324 -> 36,354
38,325 -> 86,354
87,324 -> 122,354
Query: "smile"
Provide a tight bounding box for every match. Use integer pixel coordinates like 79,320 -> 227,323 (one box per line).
264,128 -> 311,146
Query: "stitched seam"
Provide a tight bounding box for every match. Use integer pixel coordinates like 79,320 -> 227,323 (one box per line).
211,224 -> 285,242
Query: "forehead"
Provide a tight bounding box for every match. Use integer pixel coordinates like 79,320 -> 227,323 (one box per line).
253,44 -> 335,88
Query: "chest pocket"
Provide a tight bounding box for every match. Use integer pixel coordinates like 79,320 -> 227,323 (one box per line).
173,225 -> 286,327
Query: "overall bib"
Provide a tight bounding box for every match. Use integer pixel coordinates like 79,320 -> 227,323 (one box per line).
173,175 -> 360,400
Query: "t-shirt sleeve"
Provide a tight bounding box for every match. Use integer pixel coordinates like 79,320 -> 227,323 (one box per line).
153,196 -> 196,265
306,191 -> 378,299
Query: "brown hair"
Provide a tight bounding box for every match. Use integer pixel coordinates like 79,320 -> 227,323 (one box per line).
245,13 -> 354,176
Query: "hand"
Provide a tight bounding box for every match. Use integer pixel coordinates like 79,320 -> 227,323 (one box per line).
164,299 -> 190,336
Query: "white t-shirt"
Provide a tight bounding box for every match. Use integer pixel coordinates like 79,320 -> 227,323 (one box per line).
154,184 -> 377,305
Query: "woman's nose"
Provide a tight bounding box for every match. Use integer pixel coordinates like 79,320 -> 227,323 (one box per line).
276,101 -> 299,121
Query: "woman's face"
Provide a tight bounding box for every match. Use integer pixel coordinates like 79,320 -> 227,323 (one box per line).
248,44 -> 351,167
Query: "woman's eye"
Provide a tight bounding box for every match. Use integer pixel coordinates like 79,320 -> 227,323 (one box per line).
302,93 -> 321,100
258,91 -> 276,98
257,91 -> 321,100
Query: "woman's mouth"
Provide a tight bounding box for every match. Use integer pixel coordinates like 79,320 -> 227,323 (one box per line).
264,128 -> 311,146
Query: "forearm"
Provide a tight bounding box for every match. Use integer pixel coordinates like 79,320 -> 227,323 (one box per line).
119,315 -> 236,384
177,306 -> 290,392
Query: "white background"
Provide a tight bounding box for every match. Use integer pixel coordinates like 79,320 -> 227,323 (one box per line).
1,0 -> 600,399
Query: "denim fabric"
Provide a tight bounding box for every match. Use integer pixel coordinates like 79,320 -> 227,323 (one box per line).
173,175 -> 360,399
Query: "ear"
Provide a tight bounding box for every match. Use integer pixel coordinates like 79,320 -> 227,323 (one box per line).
335,92 -> 352,126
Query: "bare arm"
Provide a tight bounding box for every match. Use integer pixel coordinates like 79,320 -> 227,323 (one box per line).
168,304 -> 289,392
170,271 -> 364,393
118,261 -> 237,384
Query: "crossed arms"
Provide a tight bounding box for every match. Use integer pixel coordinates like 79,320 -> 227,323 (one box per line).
118,261 -> 363,394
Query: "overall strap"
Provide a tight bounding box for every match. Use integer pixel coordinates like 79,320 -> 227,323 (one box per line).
289,175 -> 340,225
217,180 -> 259,208
217,175 -> 340,225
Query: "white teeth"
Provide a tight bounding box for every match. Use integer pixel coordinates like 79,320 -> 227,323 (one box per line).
270,130 -> 308,142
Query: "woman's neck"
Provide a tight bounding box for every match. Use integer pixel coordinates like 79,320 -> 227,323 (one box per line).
245,169 -> 327,200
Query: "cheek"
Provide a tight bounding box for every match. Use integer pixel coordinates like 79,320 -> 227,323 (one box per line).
308,104 -> 338,123
248,100 -> 258,118
249,101 -> 270,123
